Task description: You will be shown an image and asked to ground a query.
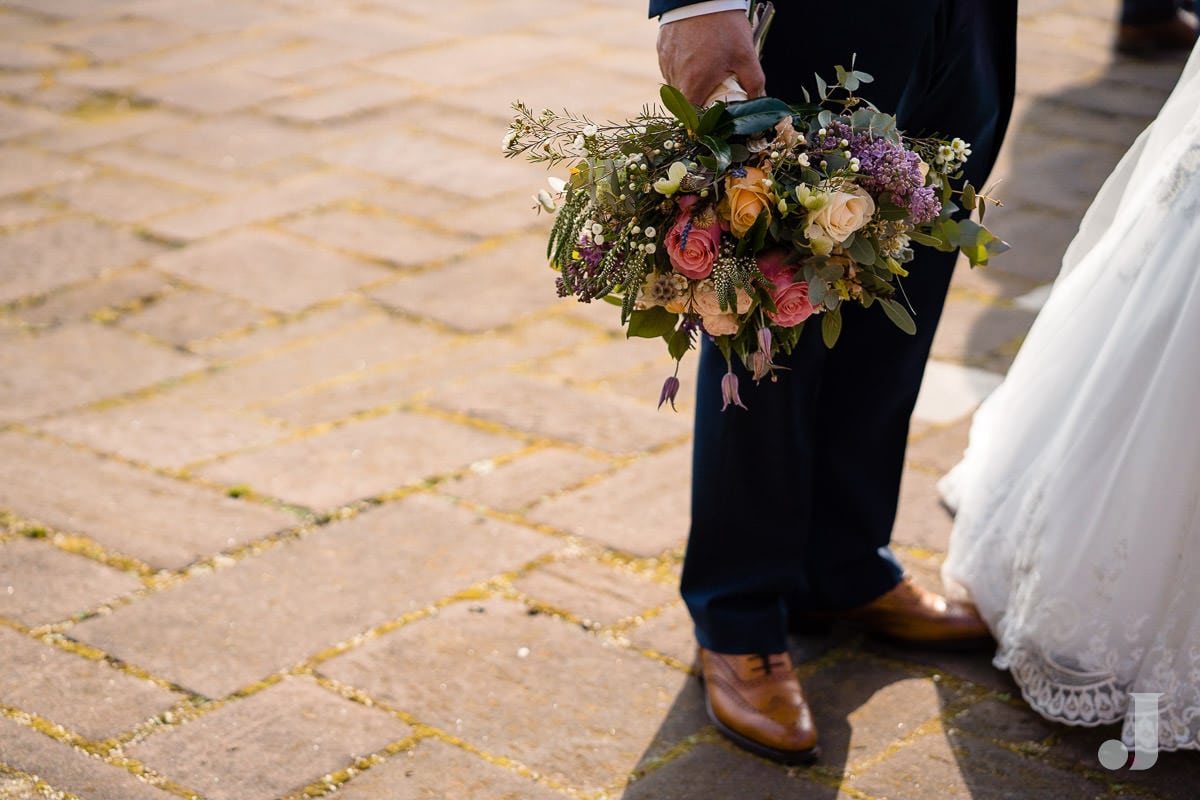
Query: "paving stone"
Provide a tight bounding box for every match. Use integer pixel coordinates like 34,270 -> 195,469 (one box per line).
16,268 -> 170,326
367,235 -> 562,330
0,218 -> 162,304
972,205 -> 1081,284
0,774 -> 41,800
428,188 -> 554,239
167,315 -> 452,409
127,677 -> 410,800
624,602 -> 696,667
949,259 -> 1043,302
428,372 -> 692,458
514,557 -> 678,628
320,129 -> 545,199
0,105 -> 61,144
132,115 -> 331,171
620,742 -> 844,800
83,145 -> 261,195
145,171 -> 383,241
0,627 -> 180,742
367,33 -> 582,90
321,598 -> 702,794
947,698 -> 1062,750
891,467 -> 954,554
283,208 -> 475,268
441,447 -> 609,511
150,228 -> 392,311
272,9 -> 444,55
0,148 -> 92,197
848,725 -> 1110,800
188,300 -> 373,361
266,80 -> 415,124
600,360 -> 701,412
122,0 -> 282,33
1045,722 -> 1200,800
136,69 -> 293,115
536,335 -> 677,386
332,738 -> 571,800
44,173 -> 205,224
0,717 -> 179,800
36,395 -> 285,469
48,18 -> 199,63
0,432 -> 295,570
130,33 -> 283,74
74,495 -> 558,697
0,42 -> 64,70
0,196 -> 57,229
911,361 -> 1004,426
527,445 -> 691,556
0,325 -> 201,422
116,289 -> 265,346
0,538 -> 142,627
198,410 -> 524,510
931,295 -> 1036,363
54,66 -> 145,93
801,659 -> 951,770
237,41 -> 361,79
907,417 -> 972,476
258,317 -> 597,426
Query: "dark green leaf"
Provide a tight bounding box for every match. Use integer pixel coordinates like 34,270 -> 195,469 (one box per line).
659,84 -> 700,133
879,298 -> 917,335
699,135 -> 732,173
627,306 -> 679,339
908,230 -> 943,248
725,97 -> 793,136
666,325 -> 693,360
696,102 -> 727,136
961,182 -> 976,211
820,307 -> 840,347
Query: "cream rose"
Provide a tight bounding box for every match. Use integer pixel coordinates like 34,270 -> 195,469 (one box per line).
805,185 -> 875,244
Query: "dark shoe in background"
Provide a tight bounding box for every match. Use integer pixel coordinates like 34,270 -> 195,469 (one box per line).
1116,12 -> 1198,57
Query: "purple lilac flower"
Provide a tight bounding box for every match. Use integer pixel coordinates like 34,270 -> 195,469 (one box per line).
820,122 -> 941,224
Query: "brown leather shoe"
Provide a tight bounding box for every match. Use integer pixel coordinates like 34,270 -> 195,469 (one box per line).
1116,13 -> 1198,56
699,648 -> 819,764
836,575 -> 992,649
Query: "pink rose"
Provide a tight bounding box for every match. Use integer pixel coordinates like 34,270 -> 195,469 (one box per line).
665,202 -> 722,280
758,250 -> 814,328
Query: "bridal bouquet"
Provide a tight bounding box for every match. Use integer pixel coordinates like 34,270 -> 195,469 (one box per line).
503,63 -> 1005,410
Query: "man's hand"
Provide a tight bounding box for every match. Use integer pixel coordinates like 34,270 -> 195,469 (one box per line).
657,10 -> 766,106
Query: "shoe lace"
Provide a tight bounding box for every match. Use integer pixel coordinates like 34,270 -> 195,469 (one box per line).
749,653 -> 787,676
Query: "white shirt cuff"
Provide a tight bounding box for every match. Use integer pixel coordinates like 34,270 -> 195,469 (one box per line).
659,0 -> 749,26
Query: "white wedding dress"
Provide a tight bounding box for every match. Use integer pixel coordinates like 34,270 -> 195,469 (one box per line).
939,42 -> 1200,752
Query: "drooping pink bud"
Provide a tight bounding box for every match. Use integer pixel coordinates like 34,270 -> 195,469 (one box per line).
720,370 -> 747,411
757,326 -> 771,354
658,375 -> 681,411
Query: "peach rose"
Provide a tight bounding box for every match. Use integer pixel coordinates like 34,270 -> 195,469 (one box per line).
805,185 -> 875,245
758,249 -> 814,328
719,166 -> 772,238
702,313 -> 740,336
690,279 -> 751,317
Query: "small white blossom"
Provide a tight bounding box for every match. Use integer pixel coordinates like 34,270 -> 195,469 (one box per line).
631,226 -> 642,235
644,226 -> 657,238
849,158 -> 861,172
797,153 -> 810,167
582,124 -> 598,137
664,140 -> 675,150
573,135 -> 584,151
547,176 -> 566,193
645,242 -> 657,254
534,190 -> 556,213
839,138 -> 849,148
502,129 -> 516,150
593,233 -> 605,245
591,223 -> 604,235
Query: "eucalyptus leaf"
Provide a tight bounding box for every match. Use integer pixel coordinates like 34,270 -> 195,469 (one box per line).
961,182 -> 976,210
814,72 -> 827,99
847,234 -> 876,266
817,109 -> 834,129
807,277 -> 827,308
879,298 -> 917,335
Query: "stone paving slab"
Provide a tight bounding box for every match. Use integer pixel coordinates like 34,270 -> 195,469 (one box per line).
1,0 -> 1197,798
71,494 -> 558,698
0,626 -> 181,742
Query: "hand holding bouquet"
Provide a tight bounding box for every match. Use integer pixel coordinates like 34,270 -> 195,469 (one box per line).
503,61 -> 1006,410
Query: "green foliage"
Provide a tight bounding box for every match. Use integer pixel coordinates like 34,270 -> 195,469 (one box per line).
627,306 -> 678,338
879,298 -> 916,335
660,84 -> 700,134
821,306 -> 843,347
